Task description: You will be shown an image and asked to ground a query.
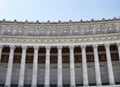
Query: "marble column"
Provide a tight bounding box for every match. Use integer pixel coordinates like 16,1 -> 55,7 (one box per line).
93,44 -> 102,85
81,45 -> 88,86
0,45 -> 3,62
69,45 -> 76,87
105,43 -> 115,85
44,46 -> 51,87
57,46 -> 62,87
117,43 -> 120,61
5,45 -> 15,87
18,46 -> 27,87
31,46 -> 39,87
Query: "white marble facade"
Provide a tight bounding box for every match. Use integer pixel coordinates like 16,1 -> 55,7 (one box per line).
0,18 -> 120,87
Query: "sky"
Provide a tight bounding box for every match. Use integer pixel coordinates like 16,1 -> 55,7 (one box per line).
0,0 -> 120,22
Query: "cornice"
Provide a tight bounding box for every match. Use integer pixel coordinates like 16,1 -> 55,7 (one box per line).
0,17 -> 120,24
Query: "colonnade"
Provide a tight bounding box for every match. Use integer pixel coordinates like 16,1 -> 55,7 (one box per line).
0,43 -> 120,87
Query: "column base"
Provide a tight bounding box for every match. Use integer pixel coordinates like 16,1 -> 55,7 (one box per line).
57,85 -> 63,87
4,85 -> 10,87
83,85 -> 89,87
44,85 -> 50,87
31,85 -> 37,87
96,84 -> 102,86
18,85 -> 24,87
110,83 -> 115,85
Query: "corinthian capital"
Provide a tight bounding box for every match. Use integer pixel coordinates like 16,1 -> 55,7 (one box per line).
0,45 -> 3,49
45,46 -> 51,49
22,45 -> 27,49
92,44 -> 98,48
117,42 -> 120,46
10,45 -> 15,49
81,45 -> 86,49
105,43 -> 110,47
34,46 -> 39,49
57,45 -> 62,49
69,45 -> 74,49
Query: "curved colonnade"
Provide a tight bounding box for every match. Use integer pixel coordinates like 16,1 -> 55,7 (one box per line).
0,19 -> 120,87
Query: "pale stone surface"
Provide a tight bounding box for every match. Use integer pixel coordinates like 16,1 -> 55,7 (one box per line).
81,45 -> 89,86
31,46 -> 39,87
5,45 -> 15,87
44,46 -> 51,87
0,19 -> 120,37
57,46 -> 63,87
18,46 -> 27,86
105,44 -> 115,85
69,45 -> 76,87
93,44 -> 102,85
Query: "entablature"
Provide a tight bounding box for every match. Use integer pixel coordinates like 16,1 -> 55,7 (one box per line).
0,33 -> 119,47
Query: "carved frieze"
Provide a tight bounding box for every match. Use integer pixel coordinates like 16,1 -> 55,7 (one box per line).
0,19 -> 120,37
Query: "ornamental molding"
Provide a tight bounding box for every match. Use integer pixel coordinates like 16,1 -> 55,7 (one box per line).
0,33 -> 120,46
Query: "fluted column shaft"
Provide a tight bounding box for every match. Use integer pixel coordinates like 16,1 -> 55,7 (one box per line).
45,46 -> 51,87
81,45 -> 88,86
57,46 -> 62,87
0,45 -> 3,62
31,46 -> 39,87
18,46 -> 27,87
117,43 -> 120,61
93,44 -> 102,85
69,45 -> 76,87
5,45 -> 15,87
105,44 -> 115,85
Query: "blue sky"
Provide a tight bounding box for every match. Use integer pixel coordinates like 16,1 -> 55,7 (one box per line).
0,0 -> 120,22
